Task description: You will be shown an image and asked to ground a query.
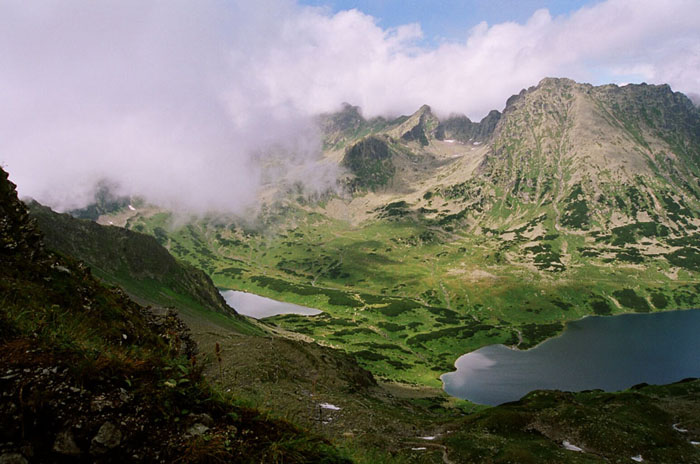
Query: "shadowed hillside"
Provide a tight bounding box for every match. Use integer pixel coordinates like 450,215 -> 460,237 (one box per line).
28,201 -> 263,336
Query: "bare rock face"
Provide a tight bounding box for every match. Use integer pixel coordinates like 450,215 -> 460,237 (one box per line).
396,105 -> 439,146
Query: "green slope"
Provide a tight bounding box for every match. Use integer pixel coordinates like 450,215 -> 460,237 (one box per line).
446,380 -> 700,463
28,201 -> 262,336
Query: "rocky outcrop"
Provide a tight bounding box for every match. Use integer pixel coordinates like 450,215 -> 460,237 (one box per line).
435,109 -> 501,143
390,105 -> 439,146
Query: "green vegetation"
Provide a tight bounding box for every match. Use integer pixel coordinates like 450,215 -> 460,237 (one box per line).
28,202 -> 261,335
106,80 -> 700,389
342,136 -> 396,191
613,289 -> 652,313
561,184 -> 590,229
116,200 -> 700,388
446,380 -> 700,463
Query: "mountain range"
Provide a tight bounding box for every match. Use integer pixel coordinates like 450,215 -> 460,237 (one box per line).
90,78 -> 699,384
2,77 -> 700,463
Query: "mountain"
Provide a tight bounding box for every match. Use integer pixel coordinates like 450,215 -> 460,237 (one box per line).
468,78 -> 700,231
334,78 -> 700,231
435,109 -> 501,143
101,78 -> 700,391
68,180 -> 132,221
326,78 -> 700,276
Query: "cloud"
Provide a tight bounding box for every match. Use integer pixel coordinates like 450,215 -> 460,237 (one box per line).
1,0 -> 698,213
0,0 -> 335,214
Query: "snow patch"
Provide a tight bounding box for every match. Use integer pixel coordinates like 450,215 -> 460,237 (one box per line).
691,441 -> 700,446
562,440 -> 583,452
631,455 -> 643,462
319,403 -> 340,410
128,204 -> 136,211
443,139 -> 455,143
672,423 -> 688,433
411,447 -> 427,451
420,436 -> 436,440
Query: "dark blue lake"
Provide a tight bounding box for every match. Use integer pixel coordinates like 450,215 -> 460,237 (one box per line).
442,309 -> 700,406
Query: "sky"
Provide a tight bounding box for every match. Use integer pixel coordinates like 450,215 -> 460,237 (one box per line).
1,0 -> 699,214
299,0 -> 594,45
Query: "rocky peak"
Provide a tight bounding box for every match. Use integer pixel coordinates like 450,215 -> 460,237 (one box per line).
594,82 -> 700,134
537,76 -> 577,88
388,104 -> 439,146
69,180 -> 131,221
504,77 -> 579,113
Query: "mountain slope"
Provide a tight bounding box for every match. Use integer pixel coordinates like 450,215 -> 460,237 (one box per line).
469,78 -> 700,230
447,380 -> 700,463
27,202 -> 264,335
325,78 -> 700,234
22,178 -> 468,463
9,73 -> 700,461
0,166 -> 349,463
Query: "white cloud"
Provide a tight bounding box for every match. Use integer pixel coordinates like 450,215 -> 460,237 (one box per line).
0,0 -> 698,213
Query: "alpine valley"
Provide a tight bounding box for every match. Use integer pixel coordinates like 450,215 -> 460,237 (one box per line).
97,78 -> 700,384
4,77 -> 700,463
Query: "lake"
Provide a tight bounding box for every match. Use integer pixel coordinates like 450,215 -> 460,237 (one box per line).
442,309 -> 700,406
220,290 -> 322,319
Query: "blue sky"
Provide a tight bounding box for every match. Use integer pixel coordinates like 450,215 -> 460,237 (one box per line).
300,0 -> 595,44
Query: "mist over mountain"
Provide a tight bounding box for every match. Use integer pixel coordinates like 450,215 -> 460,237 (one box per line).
689,92 -> 700,107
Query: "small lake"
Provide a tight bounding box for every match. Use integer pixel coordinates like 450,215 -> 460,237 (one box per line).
442,309 -> 700,406
220,290 -> 322,319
